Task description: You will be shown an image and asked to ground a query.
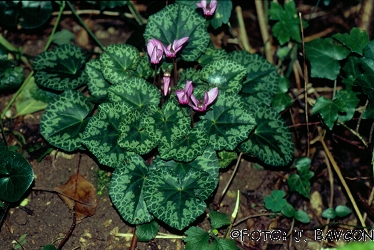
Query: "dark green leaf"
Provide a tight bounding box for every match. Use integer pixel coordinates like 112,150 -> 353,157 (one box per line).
335,205 -> 351,218
136,221 -> 159,242
287,173 -> 310,199
264,190 -> 287,212
342,56 -> 361,90
144,3 -> 210,61
33,44 -> 87,91
281,203 -> 295,218
333,28 -> 369,55
305,38 -> 350,80
82,102 -> 132,168
294,210 -> 310,223
0,55 -> 23,91
0,144 -> 34,202
363,40 -> 374,59
335,90 -> 359,122
42,245 -> 57,250
184,226 -> 210,250
272,93 -> 292,112
312,96 -> 346,130
100,44 -> 140,84
40,90 -> 93,151
91,1 -> 128,10
239,106 -> 294,166
209,210 -> 231,229
209,238 -> 238,250
109,153 -> 153,224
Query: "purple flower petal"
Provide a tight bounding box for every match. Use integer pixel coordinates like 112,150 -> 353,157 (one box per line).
164,37 -> 189,58
163,76 -> 171,96
147,39 -> 164,64
205,87 -> 218,106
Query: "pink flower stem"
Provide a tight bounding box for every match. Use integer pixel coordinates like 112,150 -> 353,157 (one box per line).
153,64 -> 157,85
172,57 -> 177,89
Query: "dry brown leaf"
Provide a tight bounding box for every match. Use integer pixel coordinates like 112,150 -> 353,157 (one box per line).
55,173 -> 98,221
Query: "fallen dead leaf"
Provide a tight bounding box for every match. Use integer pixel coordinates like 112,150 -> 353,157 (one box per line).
55,173 -> 98,221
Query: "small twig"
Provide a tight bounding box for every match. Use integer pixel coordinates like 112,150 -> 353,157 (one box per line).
318,133 -> 367,230
232,213 -> 275,227
235,6 -> 255,53
336,120 -> 368,148
225,190 -> 240,238
321,150 -> 334,249
44,1 -> 66,51
363,185 -> 374,222
304,28 -> 334,42
218,152 -> 243,205
255,1 -> 273,64
299,12 -> 310,157
116,232 -> 185,239
129,227 -> 137,250
57,210 -> 77,250
356,99 -> 369,133
128,1 -> 145,26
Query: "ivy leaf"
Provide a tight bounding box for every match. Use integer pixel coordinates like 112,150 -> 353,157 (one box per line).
82,102 -> 132,168
218,151 -> 237,168
264,190 -> 287,212
100,44 -> 140,84
354,58 -> 374,119
335,90 -> 359,122
201,93 -> 256,151
294,210 -> 310,223
86,59 -> 111,99
0,144 -> 34,202
200,59 -> 246,94
287,174 -> 310,199
269,0 -> 303,45
109,152 -> 153,225
184,226 -> 210,250
144,154 -> 218,230
210,0 -> 232,29
305,38 -> 350,80
342,56 -> 361,90
312,96 -> 346,130
136,221 -> 159,242
333,27 -> 369,55
159,120 -> 208,162
363,40 -> 374,59
239,105 -> 294,166
143,3 -> 210,61
209,210 -> 231,230
40,90 -> 93,152
0,54 -> 24,91
118,107 -> 162,155
209,238 -> 238,250
229,51 -> 279,107
108,77 -> 160,108
33,44 -> 87,91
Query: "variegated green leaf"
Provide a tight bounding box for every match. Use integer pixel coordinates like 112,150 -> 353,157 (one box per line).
109,152 -> 153,224
200,59 -> 246,94
118,107 -> 162,155
159,120 -> 208,162
177,68 -> 201,86
144,3 -> 210,61
144,155 -> 218,230
40,90 -> 93,151
82,102 -> 132,168
86,59 -> 111,98
158,100 -> 190,147
239,106 -> 294,166
108,77 -> 160,108
229,51 -> 279,107
198,46 -> 228,67
33,44 -> 87,91
201,93 -> 256,151
100,44 -> 140,84
133,55 -> 153,79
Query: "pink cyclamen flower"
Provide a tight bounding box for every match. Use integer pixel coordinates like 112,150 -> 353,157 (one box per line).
164,37 -> 189,58
189,87 -> 218,112
196,0 -> 217,16
147,39 -> 164,64
163,72 -> 171,96
175,80 -> 193,104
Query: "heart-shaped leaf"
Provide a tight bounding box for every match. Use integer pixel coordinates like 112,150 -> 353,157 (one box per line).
108,77 -> 160,108
144,155 -> 218,230
198,46 -> 228,67
40,90 -> 93,152
200,59 -> 246,94
312,96 -> 346,130
109,153 -> 153,224
143,3 -> 210,61
82,102 -> 133,168
100,44 -> 140,84
239,105 -> 294,166
0,144 -> 34,202
201,93 -> 256,151
33,44 -> 87,91
333,27 -> 369,55
136,221 -> 159,242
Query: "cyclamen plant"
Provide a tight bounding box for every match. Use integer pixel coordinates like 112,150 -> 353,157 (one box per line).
35,2 -> 294,233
